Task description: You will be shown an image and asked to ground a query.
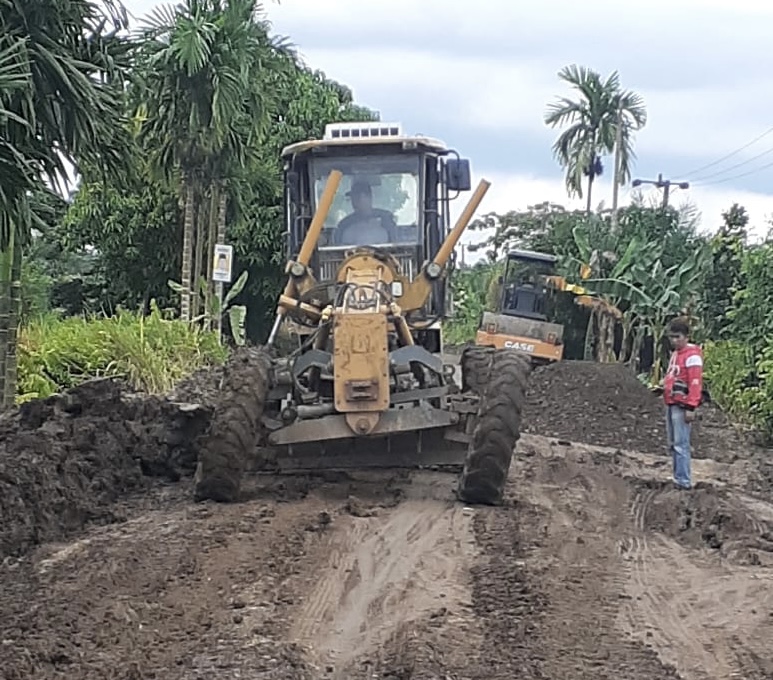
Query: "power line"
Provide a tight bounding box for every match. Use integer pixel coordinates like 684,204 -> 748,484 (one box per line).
680,125 -> 773,178
692,158 -> 773,186
691,144 -> 773,182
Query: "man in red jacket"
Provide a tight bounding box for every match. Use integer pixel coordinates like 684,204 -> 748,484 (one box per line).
662,317 -> 703,490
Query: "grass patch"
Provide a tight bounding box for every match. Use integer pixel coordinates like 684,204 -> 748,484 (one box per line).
18,304 -> 227,402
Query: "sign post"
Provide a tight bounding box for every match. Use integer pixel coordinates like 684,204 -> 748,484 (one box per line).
211,244 -> 233,342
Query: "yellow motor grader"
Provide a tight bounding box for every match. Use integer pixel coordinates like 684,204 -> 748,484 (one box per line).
193,122 -> 531,506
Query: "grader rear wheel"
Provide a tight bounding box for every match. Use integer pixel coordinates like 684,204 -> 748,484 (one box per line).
457,348 -> 531,505
194,347 -> 272,503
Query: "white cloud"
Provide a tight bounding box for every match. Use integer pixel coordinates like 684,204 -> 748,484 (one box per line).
119,0 -> 773,241
283,44 -> 772,171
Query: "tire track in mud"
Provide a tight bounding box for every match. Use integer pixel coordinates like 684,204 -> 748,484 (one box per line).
289,494 -> 478,676
467,439 -> 683,680
621,482 -> 773,680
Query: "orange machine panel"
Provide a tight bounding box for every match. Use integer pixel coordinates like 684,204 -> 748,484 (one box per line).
475,330 -> 564,362
333,313 -> 390,412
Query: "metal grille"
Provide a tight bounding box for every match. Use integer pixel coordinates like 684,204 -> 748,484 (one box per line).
318,253 -> 416,282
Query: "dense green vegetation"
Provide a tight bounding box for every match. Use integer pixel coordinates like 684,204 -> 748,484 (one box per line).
0,0 -> 376,403
450,197 -> 773,439
446,65 -> 773,441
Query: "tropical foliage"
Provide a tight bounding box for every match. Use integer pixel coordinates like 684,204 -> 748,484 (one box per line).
0,0 -> 378,406
449,197 -> 773,440
544,65 -> 647,213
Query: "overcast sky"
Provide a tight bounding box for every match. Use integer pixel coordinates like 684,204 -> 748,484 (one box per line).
125,0 -> 773,248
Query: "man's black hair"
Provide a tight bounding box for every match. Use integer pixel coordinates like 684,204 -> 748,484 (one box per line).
668,317 -> 690,336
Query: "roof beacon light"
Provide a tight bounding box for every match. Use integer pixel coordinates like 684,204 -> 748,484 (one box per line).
323,122 -> 403,141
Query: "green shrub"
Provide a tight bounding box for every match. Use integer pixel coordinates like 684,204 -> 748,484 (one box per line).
704,340 -> 773,439
444,263 -> 498,346
17,303 -> 227,402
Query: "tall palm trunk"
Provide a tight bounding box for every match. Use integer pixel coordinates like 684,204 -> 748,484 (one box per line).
585,173 -> 595,214
204,182 -> 219,330
180,173 -> 195,321
0,229 -> 13,407
192,189 -> 207,320
3,241 -> 21,407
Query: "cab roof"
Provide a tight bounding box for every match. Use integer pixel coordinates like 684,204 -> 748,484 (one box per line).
506,249 -> 558,264
280,121 -> 449,158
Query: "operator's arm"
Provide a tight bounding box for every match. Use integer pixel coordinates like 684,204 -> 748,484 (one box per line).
379,209 -> 398,241
684,349 -> 704,410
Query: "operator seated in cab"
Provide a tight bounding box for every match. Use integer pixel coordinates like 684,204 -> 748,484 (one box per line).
334,179 -> 397,246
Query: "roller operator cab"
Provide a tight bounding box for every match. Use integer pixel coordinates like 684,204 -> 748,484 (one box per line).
280,121 -> 472,354
475,249 -> 566,363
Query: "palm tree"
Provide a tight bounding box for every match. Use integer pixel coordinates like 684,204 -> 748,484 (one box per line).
544,65 -> 647,214
135,0 -> 294,326
0,0 -> 130,407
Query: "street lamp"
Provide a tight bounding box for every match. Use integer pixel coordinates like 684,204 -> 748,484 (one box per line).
631,173 -> 689,208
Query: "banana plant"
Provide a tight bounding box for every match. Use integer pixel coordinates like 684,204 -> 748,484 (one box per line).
559,223 -> 654,361
629,244 -> 709,382
168,269 -> 249,345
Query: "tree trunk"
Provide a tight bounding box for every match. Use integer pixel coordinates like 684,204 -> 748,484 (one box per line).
192,187 -> 207,321
586,173 -> 595,214
598,314 -> 615,363
618,317 -> 632,363
204,182 -> 219,331
213,189 -> 228,340
3,241 -> 21,407
583,308 -> 596,361
0,229 -> 13,407
180,174 -> 196,321
650,320 -> 667,384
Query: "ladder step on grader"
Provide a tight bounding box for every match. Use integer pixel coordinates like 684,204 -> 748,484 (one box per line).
191,122 -> 532,506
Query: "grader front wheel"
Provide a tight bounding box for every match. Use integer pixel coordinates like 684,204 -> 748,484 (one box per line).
459,344 -> 495,394
194,347 -> 272,503
457,348 -> 531,505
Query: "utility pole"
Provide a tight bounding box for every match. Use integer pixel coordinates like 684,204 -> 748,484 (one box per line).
610,104 -> 623,232
631,173 -> 690,209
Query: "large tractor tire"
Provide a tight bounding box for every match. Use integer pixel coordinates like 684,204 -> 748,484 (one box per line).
194,347 -> 272,503
457,348 -> 532,505
459,344 -> 496,394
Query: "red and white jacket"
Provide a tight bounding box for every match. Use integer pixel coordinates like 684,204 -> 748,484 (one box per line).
663,343 -> 704,410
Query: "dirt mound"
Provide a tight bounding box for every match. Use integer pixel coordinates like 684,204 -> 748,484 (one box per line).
0,379 -> 211,559
630,479 -> 773,565
522,360 -> 753,463
168,359 -> 225,408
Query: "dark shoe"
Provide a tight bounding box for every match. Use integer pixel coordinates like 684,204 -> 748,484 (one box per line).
673,482 -> 691,491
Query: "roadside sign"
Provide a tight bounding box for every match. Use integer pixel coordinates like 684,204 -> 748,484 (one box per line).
212,244 -> 233,283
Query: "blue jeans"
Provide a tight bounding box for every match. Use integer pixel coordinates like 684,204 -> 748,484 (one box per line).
666,405 -> 692,488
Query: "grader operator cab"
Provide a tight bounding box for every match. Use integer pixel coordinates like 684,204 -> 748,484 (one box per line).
474,249 -> 566,364
193,122 -> 531,507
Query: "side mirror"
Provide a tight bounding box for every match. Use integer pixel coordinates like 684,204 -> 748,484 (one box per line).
445,158 -> 471,192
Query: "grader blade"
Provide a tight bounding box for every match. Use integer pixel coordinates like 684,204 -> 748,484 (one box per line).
257,435 -> 470,473
256,402 -> 474,473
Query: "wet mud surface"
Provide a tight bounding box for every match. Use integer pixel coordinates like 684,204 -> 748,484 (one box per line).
0,358 -> 772,678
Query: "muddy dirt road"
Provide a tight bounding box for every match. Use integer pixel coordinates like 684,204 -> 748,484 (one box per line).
1,361 -> 772,679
